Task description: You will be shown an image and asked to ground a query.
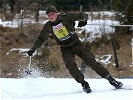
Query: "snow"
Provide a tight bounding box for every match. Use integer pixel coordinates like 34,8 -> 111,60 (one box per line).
75,19 -> 119,42
95,54 -> 112,65
0,19 -> 18,28
0,17 -> 48,28
0,78 -> 133,100
6,48 -> 38,56
87,11 -> 116,17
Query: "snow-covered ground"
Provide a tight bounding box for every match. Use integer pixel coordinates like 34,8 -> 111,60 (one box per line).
0,78 -> 133,100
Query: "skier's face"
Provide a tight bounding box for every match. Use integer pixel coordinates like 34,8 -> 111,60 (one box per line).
47,12 -> 58,22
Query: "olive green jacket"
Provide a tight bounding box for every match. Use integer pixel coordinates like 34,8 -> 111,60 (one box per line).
33,12 -> 88,49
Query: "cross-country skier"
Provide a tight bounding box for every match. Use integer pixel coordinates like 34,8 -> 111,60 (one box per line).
27,5 -> 123,93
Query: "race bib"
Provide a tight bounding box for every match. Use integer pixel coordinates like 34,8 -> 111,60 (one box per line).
52,23 -> 69,39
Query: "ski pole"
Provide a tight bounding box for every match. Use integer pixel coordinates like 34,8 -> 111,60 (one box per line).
25,56 -> 32,75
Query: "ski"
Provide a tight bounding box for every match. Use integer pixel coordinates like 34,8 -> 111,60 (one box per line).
118,85 -> 133,90
90,84 -> 133,93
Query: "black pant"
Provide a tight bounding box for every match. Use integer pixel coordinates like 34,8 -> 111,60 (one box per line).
61,43 -> 110,83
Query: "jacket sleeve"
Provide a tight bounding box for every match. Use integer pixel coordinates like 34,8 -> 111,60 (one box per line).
33,23 -> 50,49
66,12 -> 88,22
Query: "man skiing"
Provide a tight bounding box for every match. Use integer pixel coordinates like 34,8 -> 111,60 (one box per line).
27,5 -> 123,93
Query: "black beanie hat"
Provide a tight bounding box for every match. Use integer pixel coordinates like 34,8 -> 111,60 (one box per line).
46,5 -> 58,14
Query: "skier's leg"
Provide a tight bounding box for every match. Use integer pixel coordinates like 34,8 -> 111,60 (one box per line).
61,48 -> 84,83
76,44 -> 123,88
61,48 -> 91,93
76,45 -> 110,78
106,75 -> 123,89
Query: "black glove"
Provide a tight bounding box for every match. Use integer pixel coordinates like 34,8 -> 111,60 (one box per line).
27,48 -> 35,56
78,20 -> 87,27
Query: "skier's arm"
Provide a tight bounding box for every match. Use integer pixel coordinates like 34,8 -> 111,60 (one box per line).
32,21 -> 51,50
66,12 -> 88,22
27,24 -> 50,56
33,25 -> 50,49
33,32 -> 48,49
66,12 -> 88,27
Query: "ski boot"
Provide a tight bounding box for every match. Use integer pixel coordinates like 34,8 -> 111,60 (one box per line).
81,81 -> 92,93
107,76 -> 123,89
